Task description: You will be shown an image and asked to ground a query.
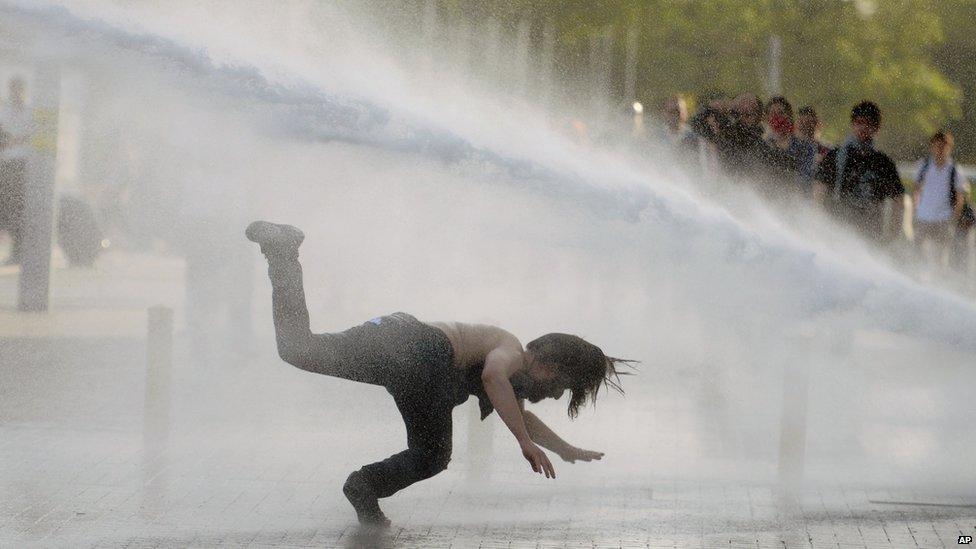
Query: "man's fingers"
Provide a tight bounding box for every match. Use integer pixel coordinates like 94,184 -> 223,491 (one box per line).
527,449 -> 557,477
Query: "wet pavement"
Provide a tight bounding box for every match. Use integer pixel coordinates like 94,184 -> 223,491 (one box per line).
2,338 -> 973,548
1,251 -> 974,548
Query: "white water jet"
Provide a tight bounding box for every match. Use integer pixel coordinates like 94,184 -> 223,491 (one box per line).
3,0 -> 975,497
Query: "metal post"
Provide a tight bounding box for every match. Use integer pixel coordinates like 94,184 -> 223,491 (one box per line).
18,64 -> 61,312
588,28 -> 613,113
767,35 -> 782,97
514,19 -> 531,97
965,229 -> 976,295
623,23 -> 639,105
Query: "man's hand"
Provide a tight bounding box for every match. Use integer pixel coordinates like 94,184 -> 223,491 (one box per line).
521,441 -> 555,478
558,446 -> 604,464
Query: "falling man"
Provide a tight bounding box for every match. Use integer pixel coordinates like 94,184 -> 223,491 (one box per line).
245,220 -> 636,527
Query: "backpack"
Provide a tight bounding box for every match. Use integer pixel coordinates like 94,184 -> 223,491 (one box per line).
57,195 -> 103,267
916,157 -> 976,232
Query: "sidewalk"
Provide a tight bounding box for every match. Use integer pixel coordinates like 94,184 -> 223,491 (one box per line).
0,249 -> 184,338
0,249 -> 973,548
1,335 -> 973,548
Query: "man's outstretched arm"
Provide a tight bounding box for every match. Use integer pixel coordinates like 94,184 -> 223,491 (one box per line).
482,348 -> 556,478
521,407 -> 571,454
522,404 -> 604,464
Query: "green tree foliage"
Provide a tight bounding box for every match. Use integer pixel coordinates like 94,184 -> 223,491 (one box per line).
930,0 -> 976,162
403,0 -> 966,160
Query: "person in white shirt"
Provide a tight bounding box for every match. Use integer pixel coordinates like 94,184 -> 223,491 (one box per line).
913,131 -> 968,270
0,77 -> 34,264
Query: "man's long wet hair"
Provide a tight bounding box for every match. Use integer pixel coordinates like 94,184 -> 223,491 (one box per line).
526,333 -> 638,419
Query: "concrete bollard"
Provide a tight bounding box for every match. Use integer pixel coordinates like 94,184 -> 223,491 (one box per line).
147,306 -> 173,372
144,305 -> 173,443
143,305 -> 173,517
778,329 -> 813,491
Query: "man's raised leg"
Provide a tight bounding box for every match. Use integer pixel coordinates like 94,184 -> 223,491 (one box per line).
247,221 -> 394,385
246,221 -> 316,366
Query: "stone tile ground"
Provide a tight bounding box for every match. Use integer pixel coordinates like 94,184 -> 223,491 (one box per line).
1,335 -> 973,549
1,253 -> 974,548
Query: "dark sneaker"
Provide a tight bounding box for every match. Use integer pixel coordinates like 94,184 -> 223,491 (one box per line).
343,472 -> 391,527
244,221 -> 305,254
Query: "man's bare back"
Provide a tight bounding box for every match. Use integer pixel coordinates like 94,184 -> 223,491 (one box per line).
426,321 -> 525,374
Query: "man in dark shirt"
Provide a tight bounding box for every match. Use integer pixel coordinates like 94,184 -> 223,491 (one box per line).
814,101 -> 904,242
718,93 -> 775,177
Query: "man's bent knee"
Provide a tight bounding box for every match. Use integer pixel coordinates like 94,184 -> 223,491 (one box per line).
416,449 -> 451,480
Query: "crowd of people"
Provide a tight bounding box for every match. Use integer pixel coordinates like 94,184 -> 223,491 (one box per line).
1,73 -> 973,280
657,92 -> 974,274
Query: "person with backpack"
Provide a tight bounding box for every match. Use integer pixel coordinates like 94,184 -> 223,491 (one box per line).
913,130 -> 972,271
813,101 -> 905,243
